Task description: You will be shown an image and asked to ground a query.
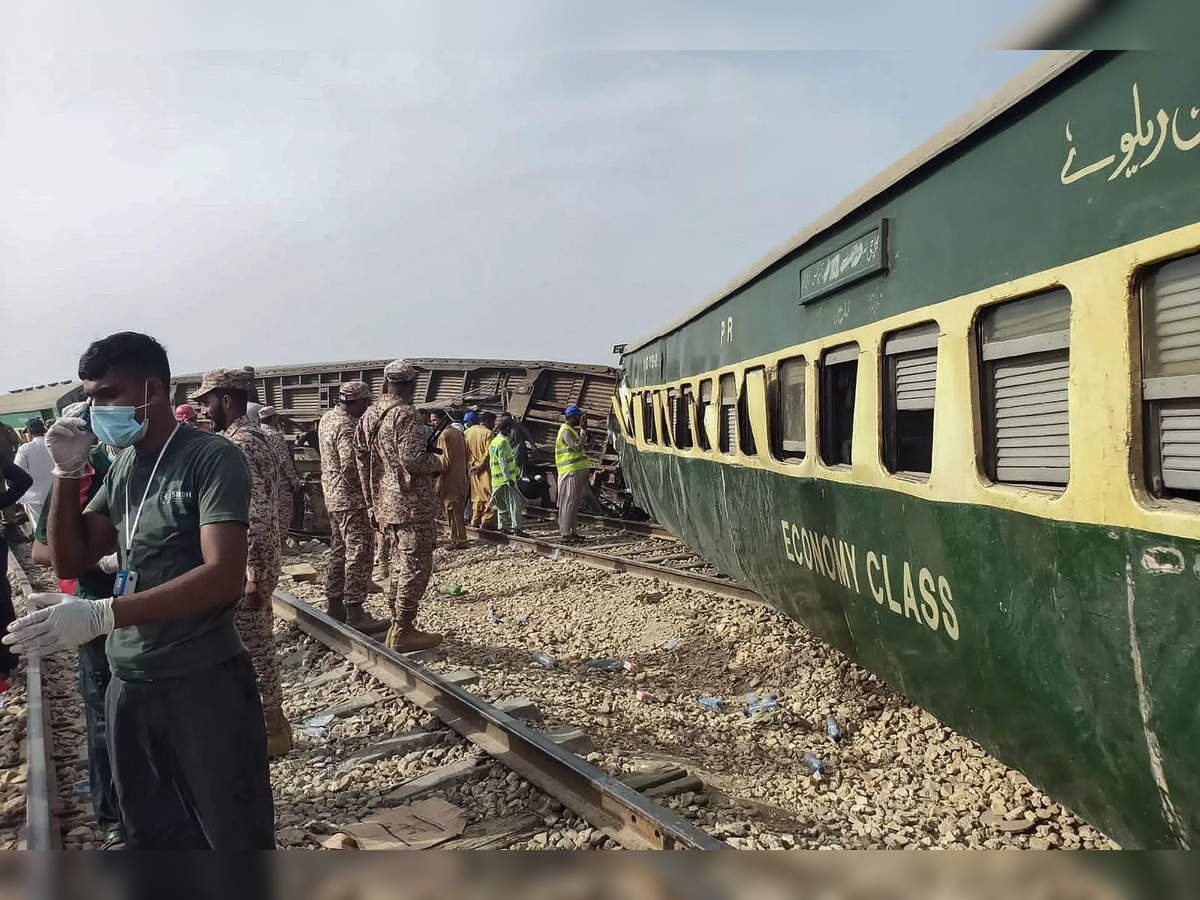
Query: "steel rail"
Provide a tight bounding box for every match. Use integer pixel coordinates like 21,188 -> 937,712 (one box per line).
293,509 -> 676,543
7,552 -> 60,850
469,528 -> 765,606
272,588 -> 726,850
521,506 -> 675,541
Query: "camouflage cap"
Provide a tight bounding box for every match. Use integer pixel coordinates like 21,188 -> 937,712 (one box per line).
383,359 -> 417,383
188,366 -> 255,400
338,380 -> 372,401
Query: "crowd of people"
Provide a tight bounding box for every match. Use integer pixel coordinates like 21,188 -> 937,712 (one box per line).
0,330 -> 595,849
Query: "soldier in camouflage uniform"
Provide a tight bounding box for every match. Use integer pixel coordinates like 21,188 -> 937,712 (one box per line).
318,382 -> 389,636
191,368 -> 291,757
354,360 -> 445,652
257,406 -> 300,548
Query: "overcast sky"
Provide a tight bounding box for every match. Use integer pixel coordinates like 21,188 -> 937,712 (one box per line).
0,2 -> 1040,391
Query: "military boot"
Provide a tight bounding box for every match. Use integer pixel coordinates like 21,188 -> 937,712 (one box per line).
265,707 -> 293,758
345,606 -> 391,637
385,625 -> 443,653
327,599 -> 347,622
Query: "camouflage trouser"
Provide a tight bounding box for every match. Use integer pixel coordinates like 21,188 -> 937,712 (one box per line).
235,578 -> 282,714
328,508 -> 373,610
386,522 -> 436,629
375,526 -> 392,577
276,491 -> 292,551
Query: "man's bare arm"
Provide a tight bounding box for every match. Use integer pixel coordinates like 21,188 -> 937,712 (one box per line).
47,479 -> 117,579
111,521 -> 248,627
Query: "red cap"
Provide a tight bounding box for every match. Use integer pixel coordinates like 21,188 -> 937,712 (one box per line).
175,404 -> 197,421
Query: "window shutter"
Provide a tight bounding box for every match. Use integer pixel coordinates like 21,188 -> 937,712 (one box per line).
1145,254 -> 1200,379
780,358 -> 806,454
993,353 -> 1070,484
719,375 -> 736,454
1160,400 -> 1200,491
722,404 -> 737,452
894,352 -> 937,411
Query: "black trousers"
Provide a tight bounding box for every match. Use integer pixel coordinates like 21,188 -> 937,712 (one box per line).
105,652 -> 275,849
0,548 -> 17,677
79,635 -> 119,828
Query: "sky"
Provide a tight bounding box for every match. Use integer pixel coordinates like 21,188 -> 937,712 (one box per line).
0,2 -> 1042,390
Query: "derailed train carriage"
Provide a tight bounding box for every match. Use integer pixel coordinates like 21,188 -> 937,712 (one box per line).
172,357 -> 631,530
615,51 -> 1200,848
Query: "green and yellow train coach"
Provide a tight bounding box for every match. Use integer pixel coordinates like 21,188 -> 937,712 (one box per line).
615,51 -> 1200,849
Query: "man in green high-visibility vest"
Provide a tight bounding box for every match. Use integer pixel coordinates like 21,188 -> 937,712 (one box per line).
555,405 -> 590,543
488,414 -> 528,536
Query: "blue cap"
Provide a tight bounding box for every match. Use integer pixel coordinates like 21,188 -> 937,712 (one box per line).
565,405 -> 583,417
463,411 -> 478,424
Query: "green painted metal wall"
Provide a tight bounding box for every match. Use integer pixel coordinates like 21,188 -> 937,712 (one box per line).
0,408 -> 55,429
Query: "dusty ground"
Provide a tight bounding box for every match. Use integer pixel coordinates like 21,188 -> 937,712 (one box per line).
278,538 -> 1116,850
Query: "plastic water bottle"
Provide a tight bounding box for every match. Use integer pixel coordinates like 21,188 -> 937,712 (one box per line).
697,695 -> 725,711
587,658 -> 623,672
439,584 -> 463,596
825,716 -> 842,742
803,753 -> 826,775
743,693 -> 779,716
532,652 -> 558,668
485,601 -> 499,623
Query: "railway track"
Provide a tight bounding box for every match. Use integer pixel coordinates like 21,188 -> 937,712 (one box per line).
297,511 -> 761,603
466,518 -> 765,606
272,588 -> 725,849
7,551 -> 60,850
521,506 -> 675,541
10,547 -> 724,850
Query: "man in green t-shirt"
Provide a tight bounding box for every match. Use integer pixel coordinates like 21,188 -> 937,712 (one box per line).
4,331 -> 274,850
32,443 -> 121,846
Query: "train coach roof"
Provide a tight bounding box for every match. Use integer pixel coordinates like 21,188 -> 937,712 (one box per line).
174,357 -> 618,380
0,380 -> 81,415
623,50 -> 1090,355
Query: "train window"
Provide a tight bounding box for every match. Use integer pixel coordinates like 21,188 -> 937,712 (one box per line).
677,386 -> 695,449
718,374 -> 737,455
738,368 -> 761,456
820,343 -> 859,466
776,356 -> 806,462
696,379 -> 713,451
1141,253 -> 1200,500
883,323 -> 939,475
658,391 -> 673,447
979,288 -> 1071,487
641,392 -> 657,444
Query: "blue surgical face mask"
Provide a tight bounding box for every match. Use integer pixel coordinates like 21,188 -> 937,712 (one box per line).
90,383 -> 151,448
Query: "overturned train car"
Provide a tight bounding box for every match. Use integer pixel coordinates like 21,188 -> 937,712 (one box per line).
173,357 -> 633,531
615,50 -> 1200,848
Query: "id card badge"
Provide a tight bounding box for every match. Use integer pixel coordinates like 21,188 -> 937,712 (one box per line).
113,569 -> 139,598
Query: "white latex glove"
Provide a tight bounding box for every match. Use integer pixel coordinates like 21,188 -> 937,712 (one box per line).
44,409 -> 94,478
2,593 -> 115,656
99,553 -> 120,575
